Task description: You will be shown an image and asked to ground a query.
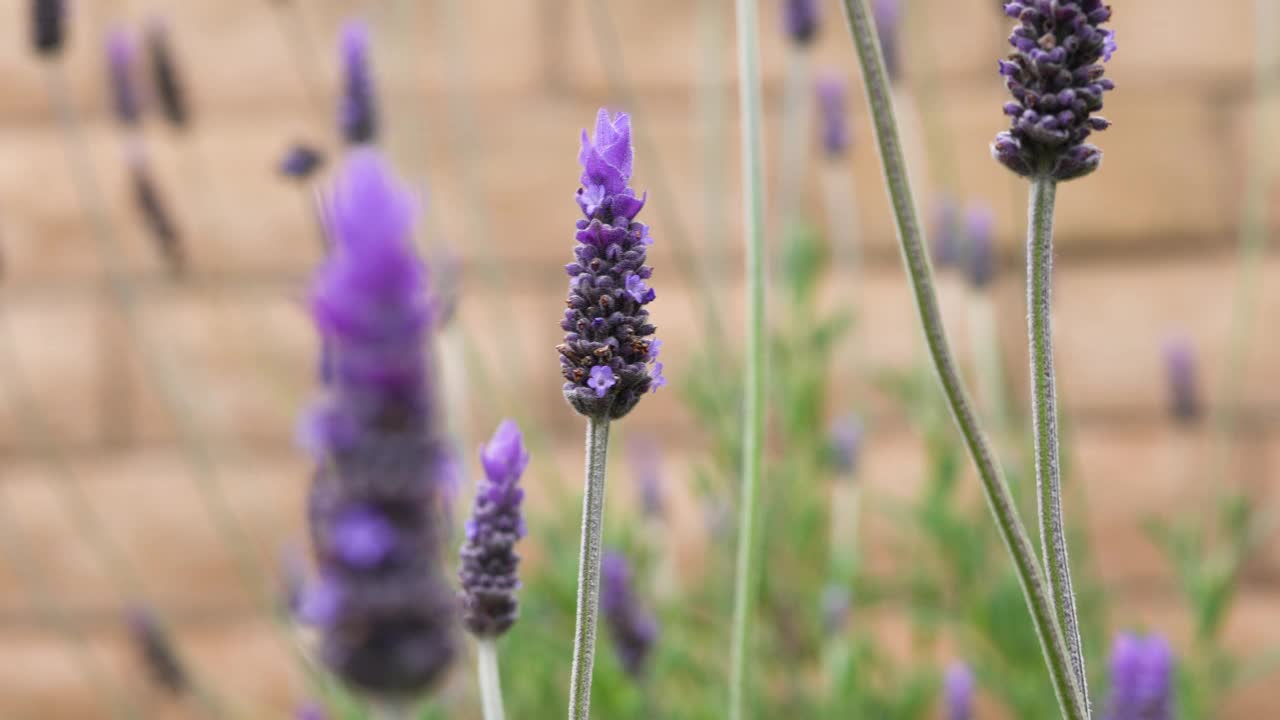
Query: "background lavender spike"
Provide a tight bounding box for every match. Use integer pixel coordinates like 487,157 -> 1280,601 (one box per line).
600,550 -> 658,678
280,143 -> 326,180
1103,633 -> 1174,720
338,20 -> 377,146
872,0 -> 902,83
126,607 -> 189,696
1162,334 -> 1202,424
628,434 -> 665,518
829,414 -> 864,476
965,203 -> 995,290
931,195 -> 961,268
128,153 -> 186,275
944,662 -> 975,720
783,0 -> 820,46
106,28 -> 142,128
816,72 -> 850,159
32,0 -> 64,56
145,17 -> 189,130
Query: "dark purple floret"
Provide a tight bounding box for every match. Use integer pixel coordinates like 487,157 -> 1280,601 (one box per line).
965,203 -> 996,290
816,72 -> 850,159
944,662 -> 975,720
303,149 -> 456,697
783,0 -> 820,46
126,608 -> 188,696
829,414 -> 864,476
32,0 -> 64,56
145,17 -> 189,130
873,0 -> 902,83
281,143 -> 327,180
458,420 -> 529,638
339,21 -> 377,146
601,550 -> 658,678
558,110 -> 663,420
1103,633 -> 1174,720
993,1 -> 1116,181
1162,335 -> 1201,424
106,28 -> 142,128
129,154 -> 185,275
932,195 -> 961,268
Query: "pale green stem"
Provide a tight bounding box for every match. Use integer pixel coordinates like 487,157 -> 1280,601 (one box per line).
477,639 -> 507,720
1026,174 -> 1090,714
567,417 -> 612,720
728,0 -> 767,718
836,2 -> 1086,718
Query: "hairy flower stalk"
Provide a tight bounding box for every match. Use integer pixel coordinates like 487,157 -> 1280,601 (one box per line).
302,150 -> 455,702
32,0 -> 64,56
145,18 -> 189,130
339,21 -> 377,146
600,551 -> 659,678
561,109 -> 662,720
1102,634 -> 1173,720
997,2 -> 1117,708
459,420 -> 530,720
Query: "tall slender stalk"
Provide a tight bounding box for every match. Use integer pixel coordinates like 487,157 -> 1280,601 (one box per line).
1026,175 -> 1089,712
727,0 -> 766,717
567,417 -> 612,720
477,639 -> 507,720
835,2 -> 1086,718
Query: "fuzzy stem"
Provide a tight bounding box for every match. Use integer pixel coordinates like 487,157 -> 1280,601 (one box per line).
728,0 -> 767,717
836,2 -> 1086,718
1026,174 -> 1090,713
567,416 -> 612,720
477,639 -> 507,720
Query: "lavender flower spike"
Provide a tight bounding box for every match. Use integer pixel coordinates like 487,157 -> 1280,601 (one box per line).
628,434 -> 664,519
601,551 -> 658,678
129,151 -> 186,275
1162,334 -> 1202,424
783,0 -> 820,46
145,17 -> 189,130
944,662 -> 975,720
126,607 -> 188,696
1103,633 -> 1174,720
932,195 -> 961,268
106,27 -> 142,128
993,1 -> 1116,181
873,0 -> 903,84
559,109 -> 662,420
32,0 -> 64,56
339,20 -> 377,145
459,420 -> 530,638
304,149 -> 455,696
280,143 -> 326,181
816,72 -> 850,159
965,203 -> 996,290
829,414 -> 864,476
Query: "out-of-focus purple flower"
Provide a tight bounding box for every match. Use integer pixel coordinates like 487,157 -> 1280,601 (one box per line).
944,662 -> 975,720
1103,633 -> 1174,720
297,703 -> 327,720
106,28 -> 142,127
126,607 -> 188,696
829,415 -> 864,476
932,195 -> 961,268
628,435 -> 664,519
339,20 -> 377,145
128,152 -> 186,275
601,551 -> 658,678
32,0 -> 64,56
559,109 -> 662,419
145,17 -> 188,129
993,1 -> 1116,181
783,0 -> 820,46
304,149 -> 455,696
1162,335 -> 1201,424
873,0 -> 902,83
280,143 -> 326,180
458,420 -> 529,638
964,203 -> 995,290
821,585 -> 851,635
816,71 -> 850,159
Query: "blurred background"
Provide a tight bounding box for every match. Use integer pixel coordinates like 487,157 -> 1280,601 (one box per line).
0,0 -> 1277,718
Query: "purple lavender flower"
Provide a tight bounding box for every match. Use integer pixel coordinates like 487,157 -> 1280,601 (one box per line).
829,415 -> 864,476
106,28 -> 142,127
339,21 -> 377,146
873,0 -> 902,83
128,152 -> 185,275
126,608 -> 188,696
944,662 -> 975,720
993,1 -> 1116,181
628,434 -> 664,518
816,72 -> 850,159
601,551 -> 658,678
821,585 -> 851,635
458,420 -> 530,638
783,0 -> 820,46
1103,633 -> 1174,720
32,0 -> 64,56
280,143 -> 326,180
932,195 -> 961,268
558,109 -> 662,420
1162,335 -> 1201,424
145,17 -> 189,130
304,149 -> 456,696
297,703 -> 327,720
965,203 -> 996,290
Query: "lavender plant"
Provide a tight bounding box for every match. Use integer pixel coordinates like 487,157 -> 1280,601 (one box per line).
339,21 -> 378,146
1102,634 -> 1173,720
600,551 -> 659,679
106,28 -> 143,129
944,662 -> 975,720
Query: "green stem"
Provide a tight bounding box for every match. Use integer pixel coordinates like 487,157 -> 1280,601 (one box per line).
835,2 -> 1086,718
728,0 -> 767,717
477,638 -> 507,720
1026,175 -> 1090,713
567,416 -> 612,720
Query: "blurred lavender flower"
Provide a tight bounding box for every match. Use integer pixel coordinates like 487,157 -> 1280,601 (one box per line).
873,0 -> 902,83
1103,633 -> 1174,720
820,585 -> 851,635
280,143 -> 326,180
126,608 -> 188,696
1162,335 -> 1202,424
458,420 -> 530,638
628,434 -> 665,519
783,0 -> 820,46
993,1 -> 1116,181
145,17 -> 189,130
965,203 -> 995,290
932,195 -> 961,268
829,415 -> 864,476
32,0 -> 64,56
558,109 -> 662,419
106,28 -> 142,128
303,149 -> 456,696
297,703 -> 327,720
816,72 -> 850,159
944,662 -> 975,720
339,21 -> 377,145
601,551 -> 658,678
129,152 -> 186,275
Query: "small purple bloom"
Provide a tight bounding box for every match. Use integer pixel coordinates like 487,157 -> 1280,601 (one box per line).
145,17 -> 189,129
588,365 -> 617,398
649,362 -> 666,392
125,607 -> 188,696
944,662 -> 975,720
601,551 -> 659,678
32,0 -> 64,56
873,0 -> 902,83
339,20 -> 377,145
782,0 -> 820,46
625,273 -> 654,303
297,703 -> 327,720
1163,334 -> 1201,424
816,71 -> 850,158
280,143 -> 326,180
106,27 -> 142,127
830,415 -> 863,476
964,203 -> 995,290
1103,633 -> 1174,720
1103,29 -> 1118,62
330,507 -> 397,568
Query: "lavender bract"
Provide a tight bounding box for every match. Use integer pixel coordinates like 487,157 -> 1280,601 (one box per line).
303,149 -> 455,696
458,420 -> 529,639
600,551 -> 658,678
783,0 -> 820,46
1162,335 -> 1201,424
993,1 -> 1116,181
816,72 -> 850,159
339,21 -> 377,146
145,17 -> 189,130
106,28 -> 142,128
32,0 -> 64,56
1103,633 -> 1174,720
126,608 -> 188,696
944,662 -> 975,720
965,203 -> 996,290
558,110 -> 663,420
